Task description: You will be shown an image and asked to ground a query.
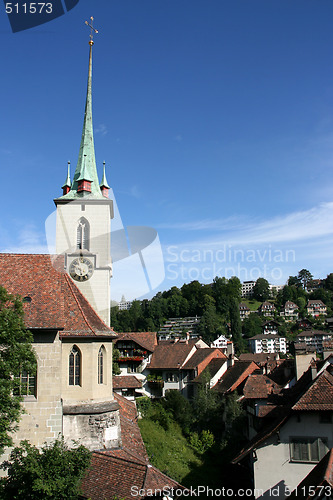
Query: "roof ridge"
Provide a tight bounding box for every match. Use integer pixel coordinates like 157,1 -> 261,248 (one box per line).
93,450 -> 147,467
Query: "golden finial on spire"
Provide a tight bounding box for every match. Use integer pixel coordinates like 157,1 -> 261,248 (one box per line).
85,16 -> 98,46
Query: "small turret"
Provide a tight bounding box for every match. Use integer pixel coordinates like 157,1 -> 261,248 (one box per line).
61,161 -> 71,195
100,161 -> 110,198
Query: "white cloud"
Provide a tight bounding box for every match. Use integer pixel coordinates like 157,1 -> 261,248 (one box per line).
158,202 -> 333,246
95,124 -> 108,136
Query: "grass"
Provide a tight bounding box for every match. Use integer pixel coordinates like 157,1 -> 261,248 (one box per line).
242,298 -> 261,311
138,419 -> 202,484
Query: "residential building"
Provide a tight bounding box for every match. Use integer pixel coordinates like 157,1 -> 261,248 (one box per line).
214,361 -> 259,396
249,333 -> 287,355
288,448 -> 333,499
307,300 -> 327,318
145,339 -> 226,398
258,301 -> 276,317
239,302 -> 251,320
158,316 -> 201,340
280,301 -> 299,321
262,320 -> 279,335
114,332 -> 157,378
232,361 -> 333,499
112,375 -> 143,400
192,357 -> 229,389
242,281 -> 256,298
296,330 -> 333,354
269,284 -> 284,296
117,299 -> 133,311
211,334 -> 234,356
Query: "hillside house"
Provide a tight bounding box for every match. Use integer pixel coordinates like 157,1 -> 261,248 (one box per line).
232,360 -> 333,500
307,300 -> 327,318
239,302 -> 251,320
280,301 -> 299,321
258,302 -> 276,317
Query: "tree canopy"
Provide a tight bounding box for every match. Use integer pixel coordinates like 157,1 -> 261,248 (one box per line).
0,438 -> 91,499
0,287 -> 36,454
252,278 -> 270,302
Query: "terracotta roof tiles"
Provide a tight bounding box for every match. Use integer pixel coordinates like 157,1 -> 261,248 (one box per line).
292,371 -> 333,411
147,342 -> 195,369
113,375 -> 142,390
0,254 -> 115,338
115,332 -> 157,352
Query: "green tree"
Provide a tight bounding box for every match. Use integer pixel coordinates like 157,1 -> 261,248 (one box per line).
229,298 -> 244,353
298,269 -> 313,290
324,273 -> 333,292
242,312 -> 262,339
288,275 -> 302,288
0,287 -> 36,454
0,438 -> 91,499
112,347 -> 121,375
252,278 -> 270,302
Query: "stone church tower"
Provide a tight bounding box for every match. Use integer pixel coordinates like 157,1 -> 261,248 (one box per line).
54,33 -> 113,327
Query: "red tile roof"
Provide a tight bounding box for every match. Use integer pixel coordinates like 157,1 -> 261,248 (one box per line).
182,348 -> 227,370
81,393 -> 185,499
113,375 -> 142,389
114,393 -> 148,460
115,332 -> 157,352
243,374 -> 282,400
292,371 -> 333,411
192,357 -> 228,383
0,254 -> 115,337
214,361 -> 259,394
147,342 -> 195,369
81,451 -> 185,500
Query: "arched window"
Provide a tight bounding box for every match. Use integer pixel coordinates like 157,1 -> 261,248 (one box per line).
98,345 -> 105,384
69,345 -> 81,386
76,217 -> 90,251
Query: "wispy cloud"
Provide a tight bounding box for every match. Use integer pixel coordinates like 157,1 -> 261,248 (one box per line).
95,124 -> 108,136
174,134 -> 183,142
158,202 -> 333,246
0,223 -> 48,254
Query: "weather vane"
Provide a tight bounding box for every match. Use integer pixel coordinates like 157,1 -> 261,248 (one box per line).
85,16 -> 98,45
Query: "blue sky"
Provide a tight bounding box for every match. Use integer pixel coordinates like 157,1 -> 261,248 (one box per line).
1,0 -> 333,300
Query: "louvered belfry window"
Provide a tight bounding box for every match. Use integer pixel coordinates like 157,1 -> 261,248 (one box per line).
69,345 -> 81,386
76,217 -> 90,251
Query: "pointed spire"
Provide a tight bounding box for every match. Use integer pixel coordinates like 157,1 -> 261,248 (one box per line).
61,161 -> 71,195
57,22 -> 104,200
100,161 -> 110,198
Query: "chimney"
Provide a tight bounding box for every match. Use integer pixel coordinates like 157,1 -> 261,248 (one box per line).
310,359 -> 317,380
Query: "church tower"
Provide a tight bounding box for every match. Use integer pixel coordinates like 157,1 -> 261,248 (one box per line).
54,22 -> 113,326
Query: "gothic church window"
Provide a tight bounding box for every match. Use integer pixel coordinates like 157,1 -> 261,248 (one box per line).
76,217 -> 90,251
69,345 -> 81,386
98,345 -> 105,384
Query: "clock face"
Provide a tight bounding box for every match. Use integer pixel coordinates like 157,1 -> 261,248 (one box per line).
69,257 -> 94,282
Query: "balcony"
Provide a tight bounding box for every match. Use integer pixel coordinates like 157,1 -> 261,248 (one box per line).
147,379 -> 164,389
118,356 -> 144,363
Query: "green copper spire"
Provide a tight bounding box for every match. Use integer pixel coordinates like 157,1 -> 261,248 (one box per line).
57,28 -> 104,200
61,161 -> 71,189
100,161 -> 110,189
